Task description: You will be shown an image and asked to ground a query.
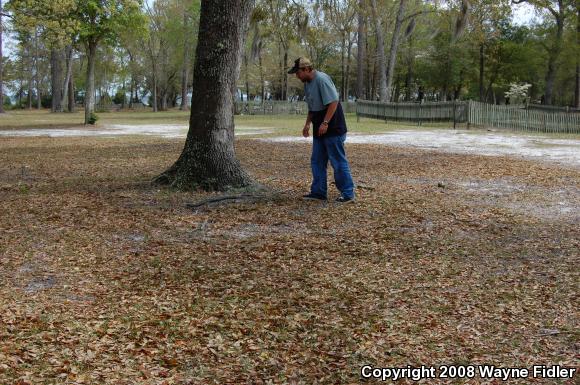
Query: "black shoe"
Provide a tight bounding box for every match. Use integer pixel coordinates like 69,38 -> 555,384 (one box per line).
302,193 -> 327,201
335,196 -> 355,203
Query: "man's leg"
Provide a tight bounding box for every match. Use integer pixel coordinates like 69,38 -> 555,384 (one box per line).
325,134 -> 355,199
310,137 -> 328,198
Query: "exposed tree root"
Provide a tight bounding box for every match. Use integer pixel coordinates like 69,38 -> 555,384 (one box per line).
185,188 -> 291,209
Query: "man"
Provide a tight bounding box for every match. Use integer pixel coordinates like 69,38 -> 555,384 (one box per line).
288,57 -> 355,203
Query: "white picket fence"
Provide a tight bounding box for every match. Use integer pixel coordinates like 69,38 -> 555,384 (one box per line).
356,100 -> 580,134
467,101 -> 579,134
356,100 -> 466,123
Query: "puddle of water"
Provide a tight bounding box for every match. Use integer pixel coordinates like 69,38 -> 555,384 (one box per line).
0,124 -> 273,138
262,130 -> 580,167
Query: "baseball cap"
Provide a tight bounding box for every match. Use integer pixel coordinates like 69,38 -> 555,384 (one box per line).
288,57 -> 312,74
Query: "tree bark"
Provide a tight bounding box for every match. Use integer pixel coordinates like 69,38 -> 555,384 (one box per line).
84,40 -> 98,124
340,33 -> 346,101
180,9 -> 190,110
370,0 -> 387,101
384,0 -> 407,102
27,77 -> 33,109
0,0 -> 4,113
152,69 -> 158,112
68,70 -> 75,112
259,50 -> 265,102
154,0 -> 255,191
35,28 -> 41,110
356,0 -> 365,100
575,4 -> 579,109
544,16 -> 564,105
283,48 -> 288,101
346,35 -> 353,101
61,46 -> 73,110
479,43 -> 485,101
244,52 -> 250,101
27,44 -> 33,108
366,22 -> 372,99
404,35 -> 414,101
50,48 -> 63,112
277,42 -> 282,100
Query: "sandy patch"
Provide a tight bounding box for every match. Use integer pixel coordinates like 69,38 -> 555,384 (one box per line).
263,129 -> 580,167
0,124 -> 273,138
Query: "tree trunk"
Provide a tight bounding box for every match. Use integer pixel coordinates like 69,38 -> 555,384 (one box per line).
356,0 -> 365,100
485,72 -> 497,103
50,48 -> 63,112
575,4 -> 579,109
18,81 -> 23,107
385,0 -> 407,102
154,0 -> 254,191
180,65 -> 189,109
454,69 -> 464,100
27,79 -> 33,109
479,43 -> 485,101
68,70 -> 75,112
129,78 -> 134,109
244,52 -> 250,101
0,0 -> 4,113
370,0 -> 387,101
371,51 -> 377,100
180,10 -> 189,110
152,70 -> 158,112
127,49 -> 135,109
84,40 -> 97,124
162,92 -> 167,111
544,14 -> 564,105
27,44 -> 33,108
259,51 -> 265,101
346,36 -> 353,102
35,28 -> 41,110
576,64 -> 580,108
404,36 -> 414,101
61,46 -> 73,110
366,22 -> 372,99
277,42 -> 282,100
340,33 -> 346,101
283,48 -> 288,101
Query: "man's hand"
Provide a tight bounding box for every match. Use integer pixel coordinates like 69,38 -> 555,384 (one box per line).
302,124 -> 310,138
318,121 -> 328,136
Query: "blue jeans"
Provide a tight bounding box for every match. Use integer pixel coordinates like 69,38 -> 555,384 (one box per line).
310,134 -> 355,199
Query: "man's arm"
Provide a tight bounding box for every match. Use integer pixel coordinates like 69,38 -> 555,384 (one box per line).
303,111 -> 313,137
318,101 -> 338,136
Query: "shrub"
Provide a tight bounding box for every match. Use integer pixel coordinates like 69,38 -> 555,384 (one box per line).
113,90 -> 126,105
88,112 -> 98,125
504,83 -> 531,106
41,95 -> 52,109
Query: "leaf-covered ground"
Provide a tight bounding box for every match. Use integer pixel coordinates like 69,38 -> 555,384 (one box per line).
0,135 -> 578,384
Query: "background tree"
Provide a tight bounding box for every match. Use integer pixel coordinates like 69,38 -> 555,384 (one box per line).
320,0 -> 357,101
355,0 -> 367,99
513,0 -> 575,105
265,0 -> 308,100
2,0 -> 578,108
74,0 -> 144,122
575,1 -> 579,108
0,0 -> 5,113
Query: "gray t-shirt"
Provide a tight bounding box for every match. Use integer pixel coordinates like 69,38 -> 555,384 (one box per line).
304,71 -> 339,112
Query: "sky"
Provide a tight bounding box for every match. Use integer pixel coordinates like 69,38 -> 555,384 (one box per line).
512,2 -> 538,26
